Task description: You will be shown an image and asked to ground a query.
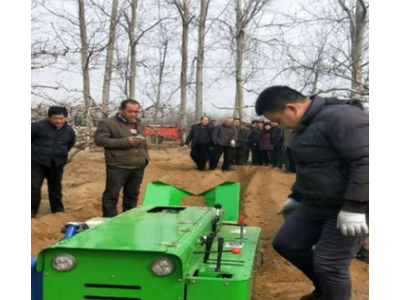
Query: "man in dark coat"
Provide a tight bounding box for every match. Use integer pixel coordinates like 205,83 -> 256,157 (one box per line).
248,120 -> 262,165
235,122 -> 251,165
31,106 -> 76,218
271,122 -> 284,168
283,128 -> 296,173
184,116 -> 212,171
210,117 -> 238,171
258,122 -> 274,166
255,86 -> 368,300
94,99 -> 149,217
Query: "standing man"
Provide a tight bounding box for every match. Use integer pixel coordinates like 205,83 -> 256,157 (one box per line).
271,122 -> 284,169
259,122 -> 274,166
283,128 -> 296,173
236,122 -> 251,165
255,86 -> 368,300
232,118 -> 241,164
184,116 -> 212,171
210,117 -> 238,171
249,120 -> 262,165
94,99 -> 149,218
31,106 -> 76,218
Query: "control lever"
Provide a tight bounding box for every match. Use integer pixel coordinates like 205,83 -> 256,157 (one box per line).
239,215 -> 245,240
212,204 -> 223,233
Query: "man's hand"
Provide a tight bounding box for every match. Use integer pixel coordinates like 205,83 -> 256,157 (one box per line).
278,198 -> 300,220
337,211 -> 369,237
230,140 -> 236,147
183,144 -> 189,148
129,136 -> 142,147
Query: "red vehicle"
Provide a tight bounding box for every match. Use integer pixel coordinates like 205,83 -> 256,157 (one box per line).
144,123 -> 180,144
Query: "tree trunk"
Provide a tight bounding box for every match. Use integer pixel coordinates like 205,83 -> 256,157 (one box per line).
234,0 -> 244,120
77,0 -> 93,129
179,0 -> 189,143
102,0 -> 119,116
154,40 -> 168,122
195,0 -> 208,121
128,0 -> 138,100
351,0 -> 366,100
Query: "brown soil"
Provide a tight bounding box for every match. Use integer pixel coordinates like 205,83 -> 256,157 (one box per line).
31,148 -> 369,299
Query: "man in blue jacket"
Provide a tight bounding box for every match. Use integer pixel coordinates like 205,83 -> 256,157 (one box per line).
31,107 -> 76,218
255,86 -> 368,300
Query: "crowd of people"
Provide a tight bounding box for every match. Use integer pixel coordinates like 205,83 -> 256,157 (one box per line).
184,116 -> 297,173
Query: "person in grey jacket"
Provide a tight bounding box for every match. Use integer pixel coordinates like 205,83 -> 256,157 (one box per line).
209,117 -> 238,171
256,86 -> 368,300
94,99 -> 149,217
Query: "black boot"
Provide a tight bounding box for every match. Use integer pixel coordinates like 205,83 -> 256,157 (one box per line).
356,244 -> 369,264
300,290 -> 323,300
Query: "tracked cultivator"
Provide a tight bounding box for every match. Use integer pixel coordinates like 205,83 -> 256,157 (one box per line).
31,182 -> 261,300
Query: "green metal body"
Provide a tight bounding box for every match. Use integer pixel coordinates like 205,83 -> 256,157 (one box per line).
36,183 -> 261,300
143,181 -> 240,222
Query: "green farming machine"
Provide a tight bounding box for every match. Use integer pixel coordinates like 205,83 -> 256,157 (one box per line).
31,181 -> 262,300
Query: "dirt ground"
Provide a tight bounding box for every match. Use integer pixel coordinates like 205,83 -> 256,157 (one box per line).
31,148 -> 369,300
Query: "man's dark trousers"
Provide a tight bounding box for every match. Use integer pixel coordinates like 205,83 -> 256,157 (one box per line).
284,147 -> 296,173
273,203 -> 367,300
211,145 -> 234,170
272,143 -> 283,168
236,144 -> 250,165
250,143 -> 260,165
31,163 -> 65,215
208,145 -> 220,170
102,165 -> 145,217
190,144 -> 209,170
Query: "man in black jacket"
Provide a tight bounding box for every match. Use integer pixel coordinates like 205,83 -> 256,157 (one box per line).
271,122 -> 284,168
184,116 -> 212,171
235,122 -> 251,165
248,120 -> 262,165
210,117 -> 238,171
31,107 -> 76,218
255,86 -> 368,300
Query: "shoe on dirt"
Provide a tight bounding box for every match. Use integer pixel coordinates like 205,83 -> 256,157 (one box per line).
300,290 -> 323,300
356,245 -> 369,264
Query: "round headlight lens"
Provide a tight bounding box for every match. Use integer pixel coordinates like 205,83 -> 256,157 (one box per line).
52,254 -> 76,272
150,258 -> 175,276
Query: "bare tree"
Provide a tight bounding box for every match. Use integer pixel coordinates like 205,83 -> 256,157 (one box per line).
77,0 -> 94,128
101,0 -> 119,115
234,0 -> 271,120
127,0 -> 138,100
338,0 -> 368,100
170,0 -> 192,142
195,0 -> 210,121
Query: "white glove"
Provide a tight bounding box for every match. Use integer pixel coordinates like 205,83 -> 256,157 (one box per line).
183,144 -> 188,148
230,140 -> 236,147
278,198 -> 300,220
337,211 -> 369,237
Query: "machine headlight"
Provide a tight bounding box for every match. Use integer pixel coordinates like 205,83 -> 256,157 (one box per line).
52,254 -> 76,272
150,258 -> 175,276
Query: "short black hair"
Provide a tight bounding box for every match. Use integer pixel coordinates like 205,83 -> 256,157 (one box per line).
255,86 -> 306,115
234,118 -> 241,122
251,120 -> 258,124
48,106 -> 68,117
120,99 -> 140,109
201,116 -> 210,121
